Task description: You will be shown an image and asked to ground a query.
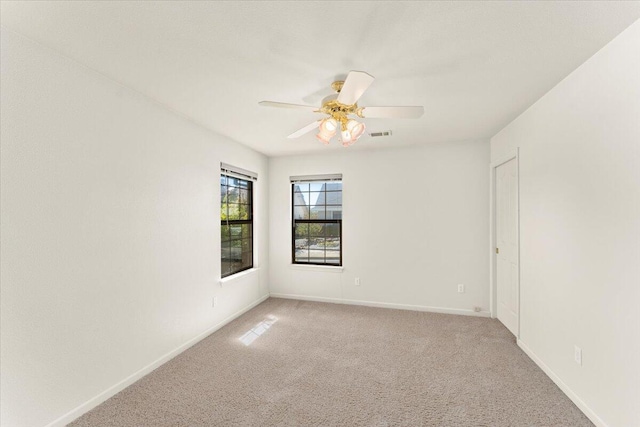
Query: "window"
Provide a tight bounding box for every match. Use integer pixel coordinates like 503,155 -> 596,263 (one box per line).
291,175 -> 342,266
221,164 -> 256,278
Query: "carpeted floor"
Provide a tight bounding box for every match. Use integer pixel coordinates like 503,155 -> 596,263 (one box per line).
71,298 -> 593,426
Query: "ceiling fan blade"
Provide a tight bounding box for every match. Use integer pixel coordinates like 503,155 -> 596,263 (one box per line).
337,71 -> 375,105
259,101 -> 318,112
287,121 -> 320,139
359,106 -> 424,119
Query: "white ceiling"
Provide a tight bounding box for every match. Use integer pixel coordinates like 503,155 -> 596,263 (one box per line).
2,2 -> 639,156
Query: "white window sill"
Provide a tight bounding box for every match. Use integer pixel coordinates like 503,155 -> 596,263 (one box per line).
290,264 -> 344,273
219,268 -> 260,286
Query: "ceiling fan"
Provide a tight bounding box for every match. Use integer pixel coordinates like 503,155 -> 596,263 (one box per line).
259,71 -> 424,146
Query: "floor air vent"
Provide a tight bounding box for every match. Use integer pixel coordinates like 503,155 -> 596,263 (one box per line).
369,130 -> 392,138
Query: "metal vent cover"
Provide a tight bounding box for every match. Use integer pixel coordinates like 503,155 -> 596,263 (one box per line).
369,130 -> 392,138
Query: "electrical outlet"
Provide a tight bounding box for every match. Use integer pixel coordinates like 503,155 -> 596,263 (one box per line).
355,277 -> 361,286
457,284 -> 464,293
212,297 -> 218,308
574,345 -> 582,366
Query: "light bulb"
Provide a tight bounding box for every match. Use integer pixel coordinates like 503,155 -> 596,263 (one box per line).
341,129 -> 353,146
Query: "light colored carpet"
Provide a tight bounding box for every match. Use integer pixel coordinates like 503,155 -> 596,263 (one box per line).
70,298 -> 593,426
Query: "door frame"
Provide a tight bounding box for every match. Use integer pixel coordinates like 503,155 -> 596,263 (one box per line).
489,148 -> 520,338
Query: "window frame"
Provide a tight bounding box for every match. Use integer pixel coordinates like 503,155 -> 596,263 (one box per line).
291,180 -> 342,267
221,173 -> 254,278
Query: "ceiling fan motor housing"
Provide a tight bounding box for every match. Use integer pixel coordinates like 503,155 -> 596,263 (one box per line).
321,94 -> 339,106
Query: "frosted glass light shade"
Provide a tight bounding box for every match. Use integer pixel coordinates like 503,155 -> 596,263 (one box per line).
321,118 -> 338,132
316,133 -> 332,144
316,118 -> 338,144
346,119 -> 366,140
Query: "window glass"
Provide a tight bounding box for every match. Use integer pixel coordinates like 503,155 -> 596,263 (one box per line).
292,180 -> 342,266
222,174 -> 253,277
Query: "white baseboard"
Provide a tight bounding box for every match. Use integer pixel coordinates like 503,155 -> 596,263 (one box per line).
517,339 -> 608,427
269,293 -> 491,318
45,294 -> 270,427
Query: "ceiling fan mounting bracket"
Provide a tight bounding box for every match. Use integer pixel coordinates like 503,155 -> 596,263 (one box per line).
331,80 -> 344,93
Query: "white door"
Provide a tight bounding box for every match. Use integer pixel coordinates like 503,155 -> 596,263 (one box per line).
496,158 -> 519,336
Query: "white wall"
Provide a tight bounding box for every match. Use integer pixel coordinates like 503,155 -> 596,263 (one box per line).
0,29 -> 269,427
269,140 -> 490,316
490,21 -> 640,427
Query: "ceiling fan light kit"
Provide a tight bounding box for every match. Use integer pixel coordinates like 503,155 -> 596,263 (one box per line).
259,70 -> 424,147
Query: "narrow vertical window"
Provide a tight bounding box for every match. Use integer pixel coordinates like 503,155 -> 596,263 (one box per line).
291,174 -> 342,266
221,164 -> 257,278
